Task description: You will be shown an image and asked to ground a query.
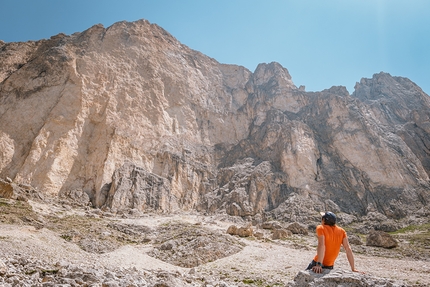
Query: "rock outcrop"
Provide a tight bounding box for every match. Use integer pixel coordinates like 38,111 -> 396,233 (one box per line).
289,270 -> 407,287
1,19 -> 429,222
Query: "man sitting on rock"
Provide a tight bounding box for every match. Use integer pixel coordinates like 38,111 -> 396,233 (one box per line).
306,211 -> 362,273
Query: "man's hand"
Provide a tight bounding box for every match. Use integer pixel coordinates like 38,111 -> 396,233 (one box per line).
311,265 -> 323,273
352,268 -> 365,274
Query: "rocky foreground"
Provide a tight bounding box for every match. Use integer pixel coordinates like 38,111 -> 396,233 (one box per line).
1,191 -> 429,287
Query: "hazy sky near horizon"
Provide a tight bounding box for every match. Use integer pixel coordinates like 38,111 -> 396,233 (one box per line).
1,0 -> 429,94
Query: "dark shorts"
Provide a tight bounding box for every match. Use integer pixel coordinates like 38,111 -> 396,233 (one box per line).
306,260 -> 334,270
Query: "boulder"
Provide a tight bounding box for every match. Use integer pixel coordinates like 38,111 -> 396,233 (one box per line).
253,231 -> 264,239
261,221 -> 283,230
237,226 -> 253,237
0,179 -> 35,201
0,180 -> 15,199
286,222 -> 308,235
366,230 -> 398,248
226,225 -> 238,235
272,229 -> 292,240
347,234 -> 363,245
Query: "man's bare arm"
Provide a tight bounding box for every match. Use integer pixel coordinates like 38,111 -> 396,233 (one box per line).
342,237 -> 363,273
312,235 -> 325,273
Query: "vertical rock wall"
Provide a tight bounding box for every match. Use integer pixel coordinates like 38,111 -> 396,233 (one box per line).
1,20 -> 429,219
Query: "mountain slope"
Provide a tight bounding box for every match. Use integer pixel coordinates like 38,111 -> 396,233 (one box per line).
1,19 -> 429,222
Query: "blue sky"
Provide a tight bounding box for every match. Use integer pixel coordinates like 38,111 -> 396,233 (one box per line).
1,0 -> 429,94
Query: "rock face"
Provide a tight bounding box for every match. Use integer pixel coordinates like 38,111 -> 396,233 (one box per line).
102,162 -> 173,213
1,19 -> 429,221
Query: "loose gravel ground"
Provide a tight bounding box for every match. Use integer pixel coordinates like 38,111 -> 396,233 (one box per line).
0,198 -> 429,286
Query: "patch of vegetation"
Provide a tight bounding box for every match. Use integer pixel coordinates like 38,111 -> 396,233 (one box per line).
388,223 -> 430,260
0,198 -> 153,254
48,214 -> 152,253
60,234 -> 72,241
0,198 -> 39,225
241,278 -> 278,286
344,222 -> 430,261
0,200 -> 10,206
40,269 -> 60,276
284,235 -> 312,250
390,223 -> 430,235
390,223 -> 430,246
25,270 -> 38,275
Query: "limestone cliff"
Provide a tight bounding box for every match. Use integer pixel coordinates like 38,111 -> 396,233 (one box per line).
1,20 -> 429,221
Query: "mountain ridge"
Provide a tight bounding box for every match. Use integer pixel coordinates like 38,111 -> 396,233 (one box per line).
1,19 -> 429,225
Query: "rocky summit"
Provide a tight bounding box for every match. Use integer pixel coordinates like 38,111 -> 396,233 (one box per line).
1,19 -> 429,226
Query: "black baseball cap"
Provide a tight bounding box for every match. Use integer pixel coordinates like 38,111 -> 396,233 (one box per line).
320,211 -> 337,225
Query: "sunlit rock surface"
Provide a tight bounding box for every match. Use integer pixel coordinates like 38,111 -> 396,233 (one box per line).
1,20 -> 429,221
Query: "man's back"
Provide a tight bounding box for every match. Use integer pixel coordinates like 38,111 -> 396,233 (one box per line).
313,224 -> 346,266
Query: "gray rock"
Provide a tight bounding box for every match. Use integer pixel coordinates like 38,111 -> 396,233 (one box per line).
237,226 -> 253,237
366,230 -> 398,248
0,180 -> 16,199
289,269 -> 407,287
254,231 -> 265,239
226,225 -> 238,235
272,229 -> 292,240
286,222 -> 309,235
261,221 -> 283,230
347,234 -> 363,245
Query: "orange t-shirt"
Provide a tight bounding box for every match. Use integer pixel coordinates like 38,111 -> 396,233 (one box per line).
313,224 -> 346,266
